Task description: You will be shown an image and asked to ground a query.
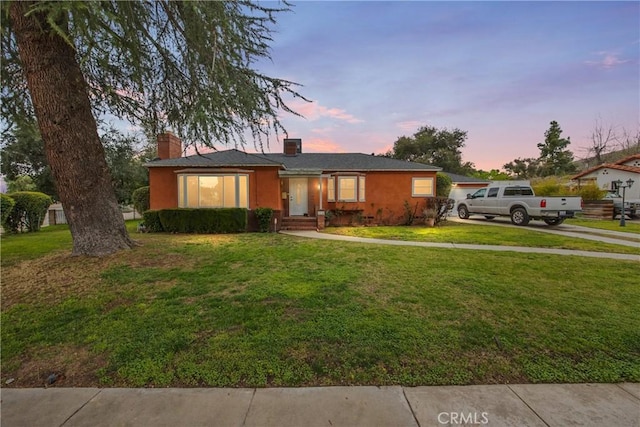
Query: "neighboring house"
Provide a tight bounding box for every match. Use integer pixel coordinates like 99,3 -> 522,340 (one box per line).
145,133 -> 440,229
444,172 -> 490,211
571,154 -> 640,201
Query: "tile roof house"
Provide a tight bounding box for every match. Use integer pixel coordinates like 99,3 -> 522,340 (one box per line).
146,133 -> 440,229
571,154 -> 640,201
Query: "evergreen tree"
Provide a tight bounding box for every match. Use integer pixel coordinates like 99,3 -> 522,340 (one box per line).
2,1 -> 304,255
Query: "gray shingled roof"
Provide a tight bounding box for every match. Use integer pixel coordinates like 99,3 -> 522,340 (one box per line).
146,150 -> 441,171
144,149 -> 281,167
443,172 -> 490,183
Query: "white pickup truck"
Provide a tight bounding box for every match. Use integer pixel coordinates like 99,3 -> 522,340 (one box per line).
457,184 -> 582,226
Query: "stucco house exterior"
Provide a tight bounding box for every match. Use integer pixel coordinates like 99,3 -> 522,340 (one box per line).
571,154 -> 640,201
146,133 -> 440,229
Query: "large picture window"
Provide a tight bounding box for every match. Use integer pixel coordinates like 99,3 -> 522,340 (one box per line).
178,174 -> 248,208
412,177 -> 434,197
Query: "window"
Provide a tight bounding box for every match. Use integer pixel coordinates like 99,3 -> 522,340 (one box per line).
412,177 -> 434,197
471,188 -> 486,199
487,188 -> 499,198
338,176 -> 357,201
327,177 -> 335,201
177,174 -> 248,208
328,175 -> 365,202
503,186 -> 533,196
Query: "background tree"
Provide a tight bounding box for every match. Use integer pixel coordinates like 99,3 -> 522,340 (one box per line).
502,157 -> 541,179
537,121 -> 576,176
2,121 -> 151,205
101,128 -> 151,205
1,118 -> 57,197
3,1 -> 304,256
471,169 -> 511,181
385,125 -> 475,174
586,118 -> 617,166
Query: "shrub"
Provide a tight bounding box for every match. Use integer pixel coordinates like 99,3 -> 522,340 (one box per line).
402,200 -> 420,225
1,194 -> 16,226
253,207 -> 274,232
532,177 -> 573,196
142,210 -> 164,232
425,196 -> 455,225
436,172 -> 452,197
577,183 -> 606,201
4,191 -> 53,233
132,186 -> 150,215
154,208 -> 248,233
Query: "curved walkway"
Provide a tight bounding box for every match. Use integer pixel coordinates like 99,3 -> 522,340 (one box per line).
280,228 -> 640,262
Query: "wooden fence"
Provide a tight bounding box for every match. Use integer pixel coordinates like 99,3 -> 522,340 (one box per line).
582,200 -> 614,220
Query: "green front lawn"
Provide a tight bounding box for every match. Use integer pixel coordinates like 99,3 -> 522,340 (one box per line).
323,221 -> 640,255
1,225 -> 638,387
566,217 -> 640,234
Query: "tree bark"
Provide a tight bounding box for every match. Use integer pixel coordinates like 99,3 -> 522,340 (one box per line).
10,2 -> 134,256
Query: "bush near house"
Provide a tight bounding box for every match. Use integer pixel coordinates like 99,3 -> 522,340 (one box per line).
3,191 -> 52,233
143,208 -> 248,233
253,207 -> 274,232
142,210 -> 164,232
1,193 -> 16,226
132,186 -> 150,214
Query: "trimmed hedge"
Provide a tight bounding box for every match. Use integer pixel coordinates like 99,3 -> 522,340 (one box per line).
144,208 -> 248,233
132,186 -> 150,215
1,193 -> 16,226
4,191 -> 53,233
142,210 -> 164,232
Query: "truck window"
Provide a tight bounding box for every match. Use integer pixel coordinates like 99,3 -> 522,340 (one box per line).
471,188 -> 486,198
504,186 -> 534,196
487,188 -> 499,198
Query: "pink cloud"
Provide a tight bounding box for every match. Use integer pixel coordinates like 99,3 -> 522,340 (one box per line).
585,51 -> 630,69
302,137 -> 348,153
289,100 -> 363,124
396,120 -> 423,133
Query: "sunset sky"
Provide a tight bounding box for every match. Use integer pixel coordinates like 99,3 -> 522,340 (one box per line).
254,1 -> 639,171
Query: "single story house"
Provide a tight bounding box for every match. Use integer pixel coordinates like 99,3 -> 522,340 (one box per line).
146,133 -> 441,229
571,154 -> 640,200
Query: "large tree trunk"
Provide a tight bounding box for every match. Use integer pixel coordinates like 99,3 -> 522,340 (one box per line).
10,2 -> 134,256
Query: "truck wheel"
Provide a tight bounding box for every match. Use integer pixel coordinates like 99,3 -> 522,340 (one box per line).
543,218 -> 564,226
458,205 -> 470,219
510,208 -> 530,226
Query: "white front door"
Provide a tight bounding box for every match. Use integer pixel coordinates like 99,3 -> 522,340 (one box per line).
289,178 -> 308,216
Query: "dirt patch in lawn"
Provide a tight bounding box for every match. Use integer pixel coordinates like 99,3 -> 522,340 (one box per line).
2,345 -> 108,388
1,245 -> 195,310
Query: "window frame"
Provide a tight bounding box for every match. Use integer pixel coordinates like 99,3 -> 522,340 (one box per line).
337,176 -> 358,202
412,177 -> 434,197
177,173 -> 249,208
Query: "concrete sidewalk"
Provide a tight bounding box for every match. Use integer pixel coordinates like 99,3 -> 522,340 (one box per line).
1,383 -> 638,426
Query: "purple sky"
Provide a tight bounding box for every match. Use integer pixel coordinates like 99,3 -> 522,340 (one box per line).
254,1 -> 639,171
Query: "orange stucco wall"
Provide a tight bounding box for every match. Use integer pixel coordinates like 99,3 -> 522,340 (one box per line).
149,166 -> 437,225
148,166 -> 283,210
322,171 -> 438,224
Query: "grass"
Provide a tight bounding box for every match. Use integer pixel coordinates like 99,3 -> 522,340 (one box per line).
1,223 -> 638,388
565,217 -> 640,234
323,221 -> 640,255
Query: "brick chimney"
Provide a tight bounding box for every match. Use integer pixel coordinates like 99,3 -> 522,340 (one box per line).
283,138 -> 302,156
157,132 -> 182,160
